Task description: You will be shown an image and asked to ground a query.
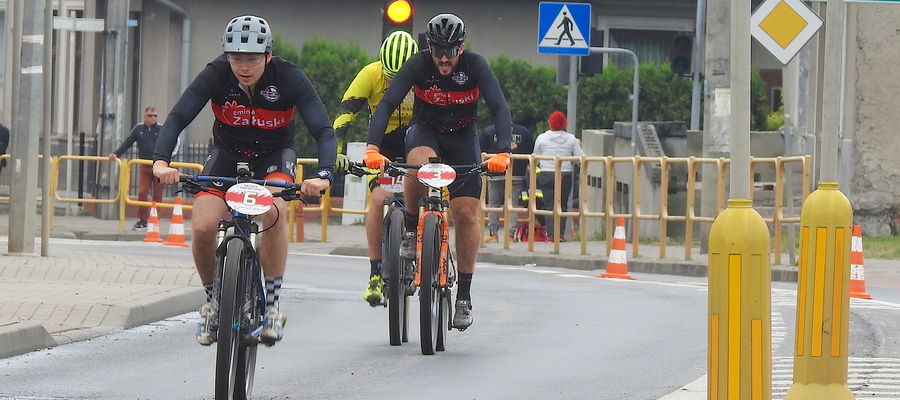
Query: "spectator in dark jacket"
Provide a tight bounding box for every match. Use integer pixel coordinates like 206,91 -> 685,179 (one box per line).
109,106 -> 165,230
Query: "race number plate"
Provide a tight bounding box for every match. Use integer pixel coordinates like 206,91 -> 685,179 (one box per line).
377,172 -> 405,193
224,182 -> 274,215
416,163 -> 456,188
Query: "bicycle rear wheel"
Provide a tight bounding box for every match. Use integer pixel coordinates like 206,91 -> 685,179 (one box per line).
215,239 -> 248,400
419,213 -> 441,355
435,288 -> 451,352
383,206 -> 405,346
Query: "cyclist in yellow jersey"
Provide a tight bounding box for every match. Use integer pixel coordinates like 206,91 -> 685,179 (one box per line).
333,31 -> 418,306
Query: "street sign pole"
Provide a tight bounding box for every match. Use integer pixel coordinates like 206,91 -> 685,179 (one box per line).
708,0 -> 773,397
784,0 -> 855,397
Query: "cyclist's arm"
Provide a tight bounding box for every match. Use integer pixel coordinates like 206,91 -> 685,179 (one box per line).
473,54 -> 512,153
153,63 -> 219,164
289,68 -> 338,173
333,67 -> 374,151
367,56 -> 417,150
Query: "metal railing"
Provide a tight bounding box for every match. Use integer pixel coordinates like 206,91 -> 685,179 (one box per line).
3,153 -> 812,263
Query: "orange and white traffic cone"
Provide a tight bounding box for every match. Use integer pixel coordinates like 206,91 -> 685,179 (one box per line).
143,202 -> 164,243
599,216 -> 634,280
849,225 -> 872,299
164,196 -> 190,248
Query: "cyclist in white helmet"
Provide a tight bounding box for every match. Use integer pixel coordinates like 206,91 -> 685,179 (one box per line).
332,31 -> 419,306
153,15 -> 337,345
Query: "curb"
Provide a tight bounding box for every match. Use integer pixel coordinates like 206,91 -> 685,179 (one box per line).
330,245 -> 799,282
102,287 -> 204,329
0,321 -> 56,359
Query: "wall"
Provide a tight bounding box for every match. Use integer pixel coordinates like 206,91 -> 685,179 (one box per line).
847,4 -> 900,235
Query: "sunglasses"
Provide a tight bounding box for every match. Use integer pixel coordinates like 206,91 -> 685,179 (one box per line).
146,114 -> 157,117
430,44 -> 461,59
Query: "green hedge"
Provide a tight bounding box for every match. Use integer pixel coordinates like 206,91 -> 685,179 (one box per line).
274,37 -> 771,156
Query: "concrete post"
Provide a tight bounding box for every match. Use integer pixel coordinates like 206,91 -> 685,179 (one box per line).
699,0 -> 730,253
97,0 -> 129,219
8,0 -> 46,254
41,0 -> 52,256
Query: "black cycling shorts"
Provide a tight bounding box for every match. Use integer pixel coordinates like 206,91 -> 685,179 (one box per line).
404,123 -> 482,199
197,146 -> 297,197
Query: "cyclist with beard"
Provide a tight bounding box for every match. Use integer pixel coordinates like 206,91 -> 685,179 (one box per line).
363,13 -> 512,330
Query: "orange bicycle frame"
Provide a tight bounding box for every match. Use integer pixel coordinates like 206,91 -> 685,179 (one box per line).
413,209 -> 451,288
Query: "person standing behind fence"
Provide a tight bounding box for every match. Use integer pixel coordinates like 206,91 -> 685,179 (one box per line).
108,106 -> 163,230
480,122 -> 533,242
533,111 -> 583,241
0,120 -> 9,174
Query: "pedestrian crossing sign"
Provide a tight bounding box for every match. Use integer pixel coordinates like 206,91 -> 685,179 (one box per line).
538,2 -> 591,56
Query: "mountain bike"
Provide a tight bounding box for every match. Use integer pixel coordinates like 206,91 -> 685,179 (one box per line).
350,159 -> 487,355
180,163 -> 308,400
348,162 -> 412,347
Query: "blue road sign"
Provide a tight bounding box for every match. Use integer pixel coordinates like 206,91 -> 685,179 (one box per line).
538,2 -> 592,56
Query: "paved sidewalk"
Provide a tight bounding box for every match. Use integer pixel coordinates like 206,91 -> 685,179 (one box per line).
0,212 -> 897,368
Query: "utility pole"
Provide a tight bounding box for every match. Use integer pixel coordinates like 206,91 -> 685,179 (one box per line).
8,0 -> 47,254
699,0 -> 730,252
41,0 -> 53,255
690,0 -> 707,131
97,0 -> 129,219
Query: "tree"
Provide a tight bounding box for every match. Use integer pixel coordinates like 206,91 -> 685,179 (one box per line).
273,35 -> 372,162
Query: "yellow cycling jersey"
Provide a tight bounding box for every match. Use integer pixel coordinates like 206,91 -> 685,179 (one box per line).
333,61 -> 414,140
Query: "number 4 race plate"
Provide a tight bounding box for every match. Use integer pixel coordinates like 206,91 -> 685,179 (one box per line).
224,182 -> 274,215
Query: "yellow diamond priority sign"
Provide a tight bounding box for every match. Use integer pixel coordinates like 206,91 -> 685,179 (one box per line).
751,0 -> 823,64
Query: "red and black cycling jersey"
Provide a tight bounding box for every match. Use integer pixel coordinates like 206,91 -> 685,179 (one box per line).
154,54 -> 337,171
367,49 -> 512,152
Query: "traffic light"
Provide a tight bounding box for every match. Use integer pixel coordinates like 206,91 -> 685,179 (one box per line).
383,0 -> 413,39
669,33 -> 693,76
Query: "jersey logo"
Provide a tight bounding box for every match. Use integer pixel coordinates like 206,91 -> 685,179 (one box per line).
414,85 -> 480,106
452,71 -> 469,85
211,101 -> 294,130
261,85 -> 280,102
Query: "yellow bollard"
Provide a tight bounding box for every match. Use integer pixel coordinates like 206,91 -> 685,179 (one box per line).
784,182 -> 854,400
708,198 -> 771,400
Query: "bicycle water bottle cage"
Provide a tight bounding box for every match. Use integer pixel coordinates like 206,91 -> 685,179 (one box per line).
236,162 -> 252,181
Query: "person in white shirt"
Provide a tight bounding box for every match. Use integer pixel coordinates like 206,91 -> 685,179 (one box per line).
532,111 -> 584,240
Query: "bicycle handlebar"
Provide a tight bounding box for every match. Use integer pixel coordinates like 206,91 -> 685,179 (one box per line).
179,174 -> 306,200
346,161 -> 488,177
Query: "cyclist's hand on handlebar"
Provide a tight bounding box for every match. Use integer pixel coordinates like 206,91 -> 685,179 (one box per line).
300,177 -> 330,197
153,160 -> 181,184
335,153 -> 350,174
486,152 -> 511,173
364,149 -> 390,170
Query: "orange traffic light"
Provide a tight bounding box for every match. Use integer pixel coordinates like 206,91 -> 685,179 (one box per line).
386,0 -> 412,24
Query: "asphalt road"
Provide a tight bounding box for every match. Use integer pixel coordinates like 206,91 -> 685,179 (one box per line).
1,242 -> 897,400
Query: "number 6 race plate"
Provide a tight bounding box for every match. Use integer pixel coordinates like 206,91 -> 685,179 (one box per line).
224,182 -> 274,215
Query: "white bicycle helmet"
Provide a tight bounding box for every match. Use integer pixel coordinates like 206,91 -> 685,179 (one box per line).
222,15 -> 273,53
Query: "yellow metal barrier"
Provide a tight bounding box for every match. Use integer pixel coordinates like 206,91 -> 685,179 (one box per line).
0,154 -> 51,203
290,158 -> 330,242
117,159 -> 204,233
478,154 -> 812,263
12,152 -> 814,257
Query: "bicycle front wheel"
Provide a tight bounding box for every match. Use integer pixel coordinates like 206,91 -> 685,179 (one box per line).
216,239 -> 248,400
384,207 -> 405,346
419,213 -> 441,355
234,256 -> 261,400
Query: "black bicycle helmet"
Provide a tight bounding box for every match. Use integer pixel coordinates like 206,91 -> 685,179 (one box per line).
425,13 -> 466,46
